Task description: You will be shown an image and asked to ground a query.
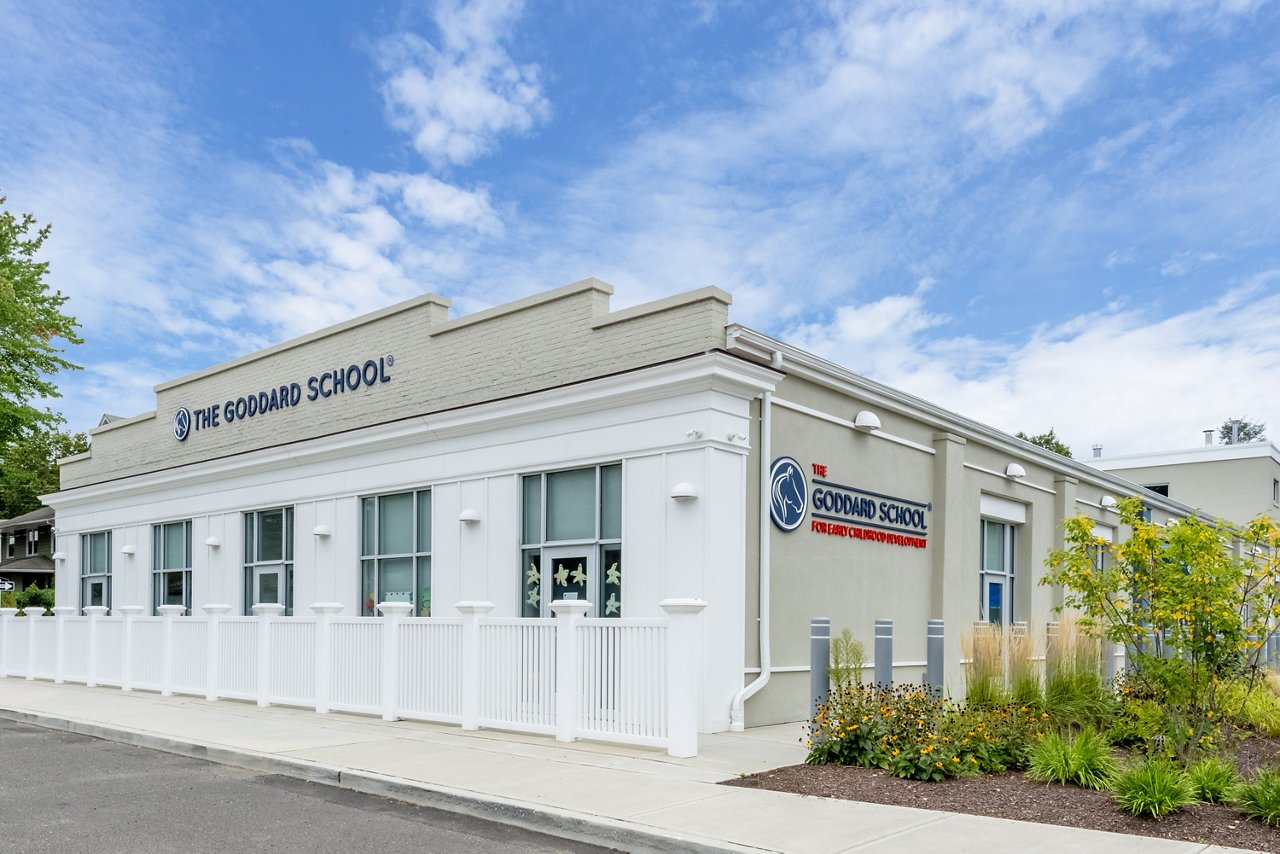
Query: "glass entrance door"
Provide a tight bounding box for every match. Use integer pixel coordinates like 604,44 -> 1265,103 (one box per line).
539,546 -> 596,616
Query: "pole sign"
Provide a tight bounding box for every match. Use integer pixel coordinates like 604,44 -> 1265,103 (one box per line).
769,457 -> 930,549
173,354 -> 394,442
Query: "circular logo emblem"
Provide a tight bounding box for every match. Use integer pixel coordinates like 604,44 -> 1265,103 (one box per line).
769,456 -> 808,531
173,407 -> 191,442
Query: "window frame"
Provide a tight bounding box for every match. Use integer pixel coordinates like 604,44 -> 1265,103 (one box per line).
979,518 -> 1016,627
520,463 -> 622,618
25,530 -> 38,557
359,489 -> 432,617
243,507 -> 294,615
80,530 -> 113,612
152,520 -> 193,615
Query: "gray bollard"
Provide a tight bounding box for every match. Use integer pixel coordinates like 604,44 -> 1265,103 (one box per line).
926,619 -> 944,695
810,617 -> 831,722
874,618 -> 893,688
1102,639 -> 1116,683
1045,621 -> 1059,677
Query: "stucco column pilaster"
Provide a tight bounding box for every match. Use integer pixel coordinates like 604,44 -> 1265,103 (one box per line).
930,431 -> 967,695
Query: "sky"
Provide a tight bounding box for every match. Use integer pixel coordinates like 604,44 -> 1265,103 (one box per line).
2,0 -> 1279,458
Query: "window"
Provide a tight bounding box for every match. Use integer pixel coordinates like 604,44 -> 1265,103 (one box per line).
5,535 -> 13,559
25,530 -> 38,557
980,519 -> 1015,627
520,464 -> 622,618
244,508 -> 293,614
360,490 -> 431,616
153,521 -> 192,614
1273,478 -> 1278,506
1144,484 -> 1169,498
80,531 -> 112,611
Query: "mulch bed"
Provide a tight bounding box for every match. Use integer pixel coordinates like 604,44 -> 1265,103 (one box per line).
725,736 -> 1280,853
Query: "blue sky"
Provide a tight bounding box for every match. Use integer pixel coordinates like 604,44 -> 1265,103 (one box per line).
2,0 -> 1279,456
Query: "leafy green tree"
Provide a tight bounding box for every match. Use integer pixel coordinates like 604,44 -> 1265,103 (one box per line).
0,427 -> 88,517
1015,428 -> 1072,457
1044,498 -> 1280,738
1219,417 -> 1265,444
0,193 -> 82,449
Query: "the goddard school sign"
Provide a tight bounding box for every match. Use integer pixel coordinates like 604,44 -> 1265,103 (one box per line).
769,457 -> 930,549
172,355 -> 394,441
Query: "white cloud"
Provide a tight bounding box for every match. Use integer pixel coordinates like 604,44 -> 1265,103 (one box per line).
375,0 -> 550,167
1161,250 -> 1225,277
785,271 -> 1280,455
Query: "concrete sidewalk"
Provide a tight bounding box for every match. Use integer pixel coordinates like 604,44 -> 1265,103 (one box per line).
0,680 -> 1262,854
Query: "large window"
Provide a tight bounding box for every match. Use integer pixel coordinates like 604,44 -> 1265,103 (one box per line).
980,519 -> 1015,627
80,531 -> 112,611
520,464 -> 622,618
25,530 -> 38,557
244,508 -> 293,614
153,521 -> 192,614
360,490 -> 431,616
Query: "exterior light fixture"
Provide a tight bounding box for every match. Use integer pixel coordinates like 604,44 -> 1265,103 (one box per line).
204,536 -> 222,548
120,544 -> 136,555
685,428 -> 704,439
1004,463 -> 1027,479
458,508 -> 481,523
670,482 -> 699,500
727,431 -> 747,442
1100,495 -> 1118,509
312,525 -> 332,538
853,410 -> 881,432
51,551 -> 66,561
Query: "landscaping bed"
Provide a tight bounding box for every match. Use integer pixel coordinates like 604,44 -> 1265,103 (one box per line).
726,739 -> 1280,853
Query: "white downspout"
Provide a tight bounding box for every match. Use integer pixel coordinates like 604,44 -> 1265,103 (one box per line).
729,351 -> 780,730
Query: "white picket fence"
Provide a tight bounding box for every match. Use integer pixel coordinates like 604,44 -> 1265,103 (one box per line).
0,597 -> 706,757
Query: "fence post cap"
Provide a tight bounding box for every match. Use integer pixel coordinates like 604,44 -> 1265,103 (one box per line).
21,607 -> 47,617
251,603 -> 287,617
114,605 -> 144,616
0,608 -> 17,618
549,599 -> 592,617
659,598 -> 707,615
308,602 -> 344,615
201,604 -> 233,615
157,604 -> 186,617
52,606 -> 77,616
454,601 -> 496,615
375,601 -> 413,617
83,606 -> 109,617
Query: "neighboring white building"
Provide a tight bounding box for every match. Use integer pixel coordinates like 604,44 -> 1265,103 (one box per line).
45,278 -> 1206,730
1085,438 -> 1280,528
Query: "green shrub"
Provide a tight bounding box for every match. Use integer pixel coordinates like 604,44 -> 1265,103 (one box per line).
1236,768 -> 1280,827
1026,725 -> 1117,789
1111,758 -> 1195,818
828,628 -> 865,688
0,590 -> 15,609
15,583 -> 53,615
1219,679 -> 1280,737
1185,756 -> 1237,804
942,703 -> 1043,774
1107,699 -> 1169,751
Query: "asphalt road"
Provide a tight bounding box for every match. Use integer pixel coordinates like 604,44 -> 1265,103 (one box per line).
0,717 -> 616,853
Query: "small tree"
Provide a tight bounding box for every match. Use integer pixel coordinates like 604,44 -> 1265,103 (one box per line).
1219,417 -> 1266,444
1016,428 -> 1072,457
1043,498 -> 1280,725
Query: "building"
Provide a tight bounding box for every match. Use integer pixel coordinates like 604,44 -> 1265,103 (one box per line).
0,506 -> 56,592
1086,438 -> 1280,528
46,278 -> 1201,731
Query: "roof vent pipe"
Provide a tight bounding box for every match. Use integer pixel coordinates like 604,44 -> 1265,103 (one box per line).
1204,430 -> 1214,446
1091,444 -> 1103,459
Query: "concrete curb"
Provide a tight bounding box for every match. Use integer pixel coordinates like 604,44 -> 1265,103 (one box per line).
0,706 -> 758,854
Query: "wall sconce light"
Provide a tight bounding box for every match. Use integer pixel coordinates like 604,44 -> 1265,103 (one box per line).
51,551 -> 66,561
120,544 -> 136,556
670,482 -> 699,500
312,525 -> 332,538
1100,495 -> 1118,509
853,410 -> 881,432
685,428 -> 704,439
727,431 -> 747,442
458,508 -> 481,523
204,536 -> 222,548
1004,463 -> 1027,479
